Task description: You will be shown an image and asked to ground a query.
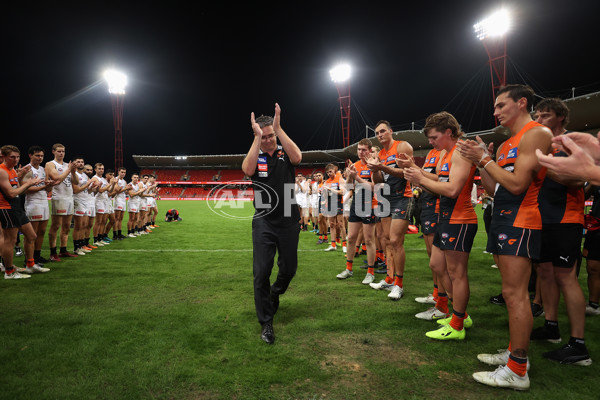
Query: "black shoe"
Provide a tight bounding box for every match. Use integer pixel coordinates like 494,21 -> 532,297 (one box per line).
261,322 -> 275,345
36,256 -> 51,264
531,326 -> 561,343
531,303 -> 544,317
375,267 -> 388,274
543,343 -> 592,365
489,293 -> 505,305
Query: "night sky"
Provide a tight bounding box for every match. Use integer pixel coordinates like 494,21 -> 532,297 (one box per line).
3,1 -> 599,172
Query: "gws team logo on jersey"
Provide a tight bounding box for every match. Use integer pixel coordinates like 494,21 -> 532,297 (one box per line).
507,148 -> 518,159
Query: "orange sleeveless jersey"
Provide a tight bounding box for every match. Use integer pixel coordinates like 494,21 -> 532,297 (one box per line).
378,140 -> 413,198
437,146 -> 477,224
538,146 -> 584,225
324,173 -> 342,207
0,164 -> 19,209
353,160 -> 377,208
421,148 -> 441,214
493,121 -> 546,229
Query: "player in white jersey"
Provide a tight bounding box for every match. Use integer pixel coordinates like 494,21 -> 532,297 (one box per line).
103,169 -> 118,240
295,173 -> 310,231
112,167 -> 129,239
146,175 -> 159,229
137,174 -> 152,235
92,163 -> 115,245
45,143 -> 79,261
23,146 -> 55,265
72,157 -> 96,255
126,174 -> 144,237
309,174 -> 320,232
81,164 -> 99,249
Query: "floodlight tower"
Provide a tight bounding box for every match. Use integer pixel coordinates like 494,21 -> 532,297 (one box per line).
330,64 -> 352,148
104,70 -> 127,171
474,9 -> 510,125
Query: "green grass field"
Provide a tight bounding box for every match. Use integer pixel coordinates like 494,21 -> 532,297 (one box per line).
1,200 -> 598,400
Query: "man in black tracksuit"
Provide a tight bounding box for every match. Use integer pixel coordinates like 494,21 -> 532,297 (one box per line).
242,103 -> 302,344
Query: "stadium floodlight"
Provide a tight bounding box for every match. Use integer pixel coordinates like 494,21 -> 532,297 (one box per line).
474,9 -> 511,40
329,64 -> 351,83
330,63 -> 352,147
104,69 -> 127,171
104,69 -> 127,95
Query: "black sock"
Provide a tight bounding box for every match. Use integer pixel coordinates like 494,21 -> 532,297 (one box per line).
60,247 -> 67,254
50,247 -> 57,255
34,250 -> 41,260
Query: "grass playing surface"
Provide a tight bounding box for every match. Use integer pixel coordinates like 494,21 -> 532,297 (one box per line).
1,200 -> 598,399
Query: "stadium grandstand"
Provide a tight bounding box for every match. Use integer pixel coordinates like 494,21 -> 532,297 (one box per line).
135,90 -> 600,200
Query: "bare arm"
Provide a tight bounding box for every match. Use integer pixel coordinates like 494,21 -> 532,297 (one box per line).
0,169 -> 41,199
273,103 -> 301,166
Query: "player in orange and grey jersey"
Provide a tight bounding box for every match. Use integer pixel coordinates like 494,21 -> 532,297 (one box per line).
458,84 -> 553,390
528,97 -> 591,365
405,112 -> 477,340
1,145 -> 47,278
366,120 -> 414,301
335,139 -> 379,284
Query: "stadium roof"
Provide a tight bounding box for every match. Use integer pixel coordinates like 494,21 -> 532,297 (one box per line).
134,91 -> 600,169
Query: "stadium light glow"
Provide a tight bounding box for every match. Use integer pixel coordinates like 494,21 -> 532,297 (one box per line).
104,69 -> 127,94
329,64 -> 351,83
474,9 -> 511,40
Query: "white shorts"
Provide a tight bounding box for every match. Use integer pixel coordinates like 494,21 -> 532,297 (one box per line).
51,198 -> 74,216
25,200 -> 49,222
127,198 -> 140,213
74,198 -> 90,217
95,199 -> 109,215
114,197 -> 126,211
88,200 -> 96,218
107,202 -> 114,214
147,198 -> 156,209
310,195 -> 319,209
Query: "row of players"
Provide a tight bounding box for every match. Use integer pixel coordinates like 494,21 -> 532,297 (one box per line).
294,89 -> 598,390
0,143 -> 160,279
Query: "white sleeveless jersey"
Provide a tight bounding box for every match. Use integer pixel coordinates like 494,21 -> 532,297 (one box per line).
129,181 -> 141,199
50,160 -> 73,199
115,178 -> 127,200
96,176 -> 109,200
25,164 -> 47,202
73,171 -> 88,201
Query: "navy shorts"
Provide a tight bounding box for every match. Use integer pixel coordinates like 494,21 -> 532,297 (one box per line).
348,205 -> 378,224
0,208 -> 30,229
433,222 -> 477,253
535,223 -> 583,267
486,224 -> 542,259
584,229 -> 600,261
378,196 -> 413,220
420,214 -> 439,235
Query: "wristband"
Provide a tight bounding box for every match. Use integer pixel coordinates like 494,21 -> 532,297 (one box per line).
479,152 -> 490,163
479,155 -> 492,168
483,159 -> 494,169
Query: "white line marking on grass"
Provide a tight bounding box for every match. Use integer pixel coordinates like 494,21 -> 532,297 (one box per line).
101,246 -> 486,253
